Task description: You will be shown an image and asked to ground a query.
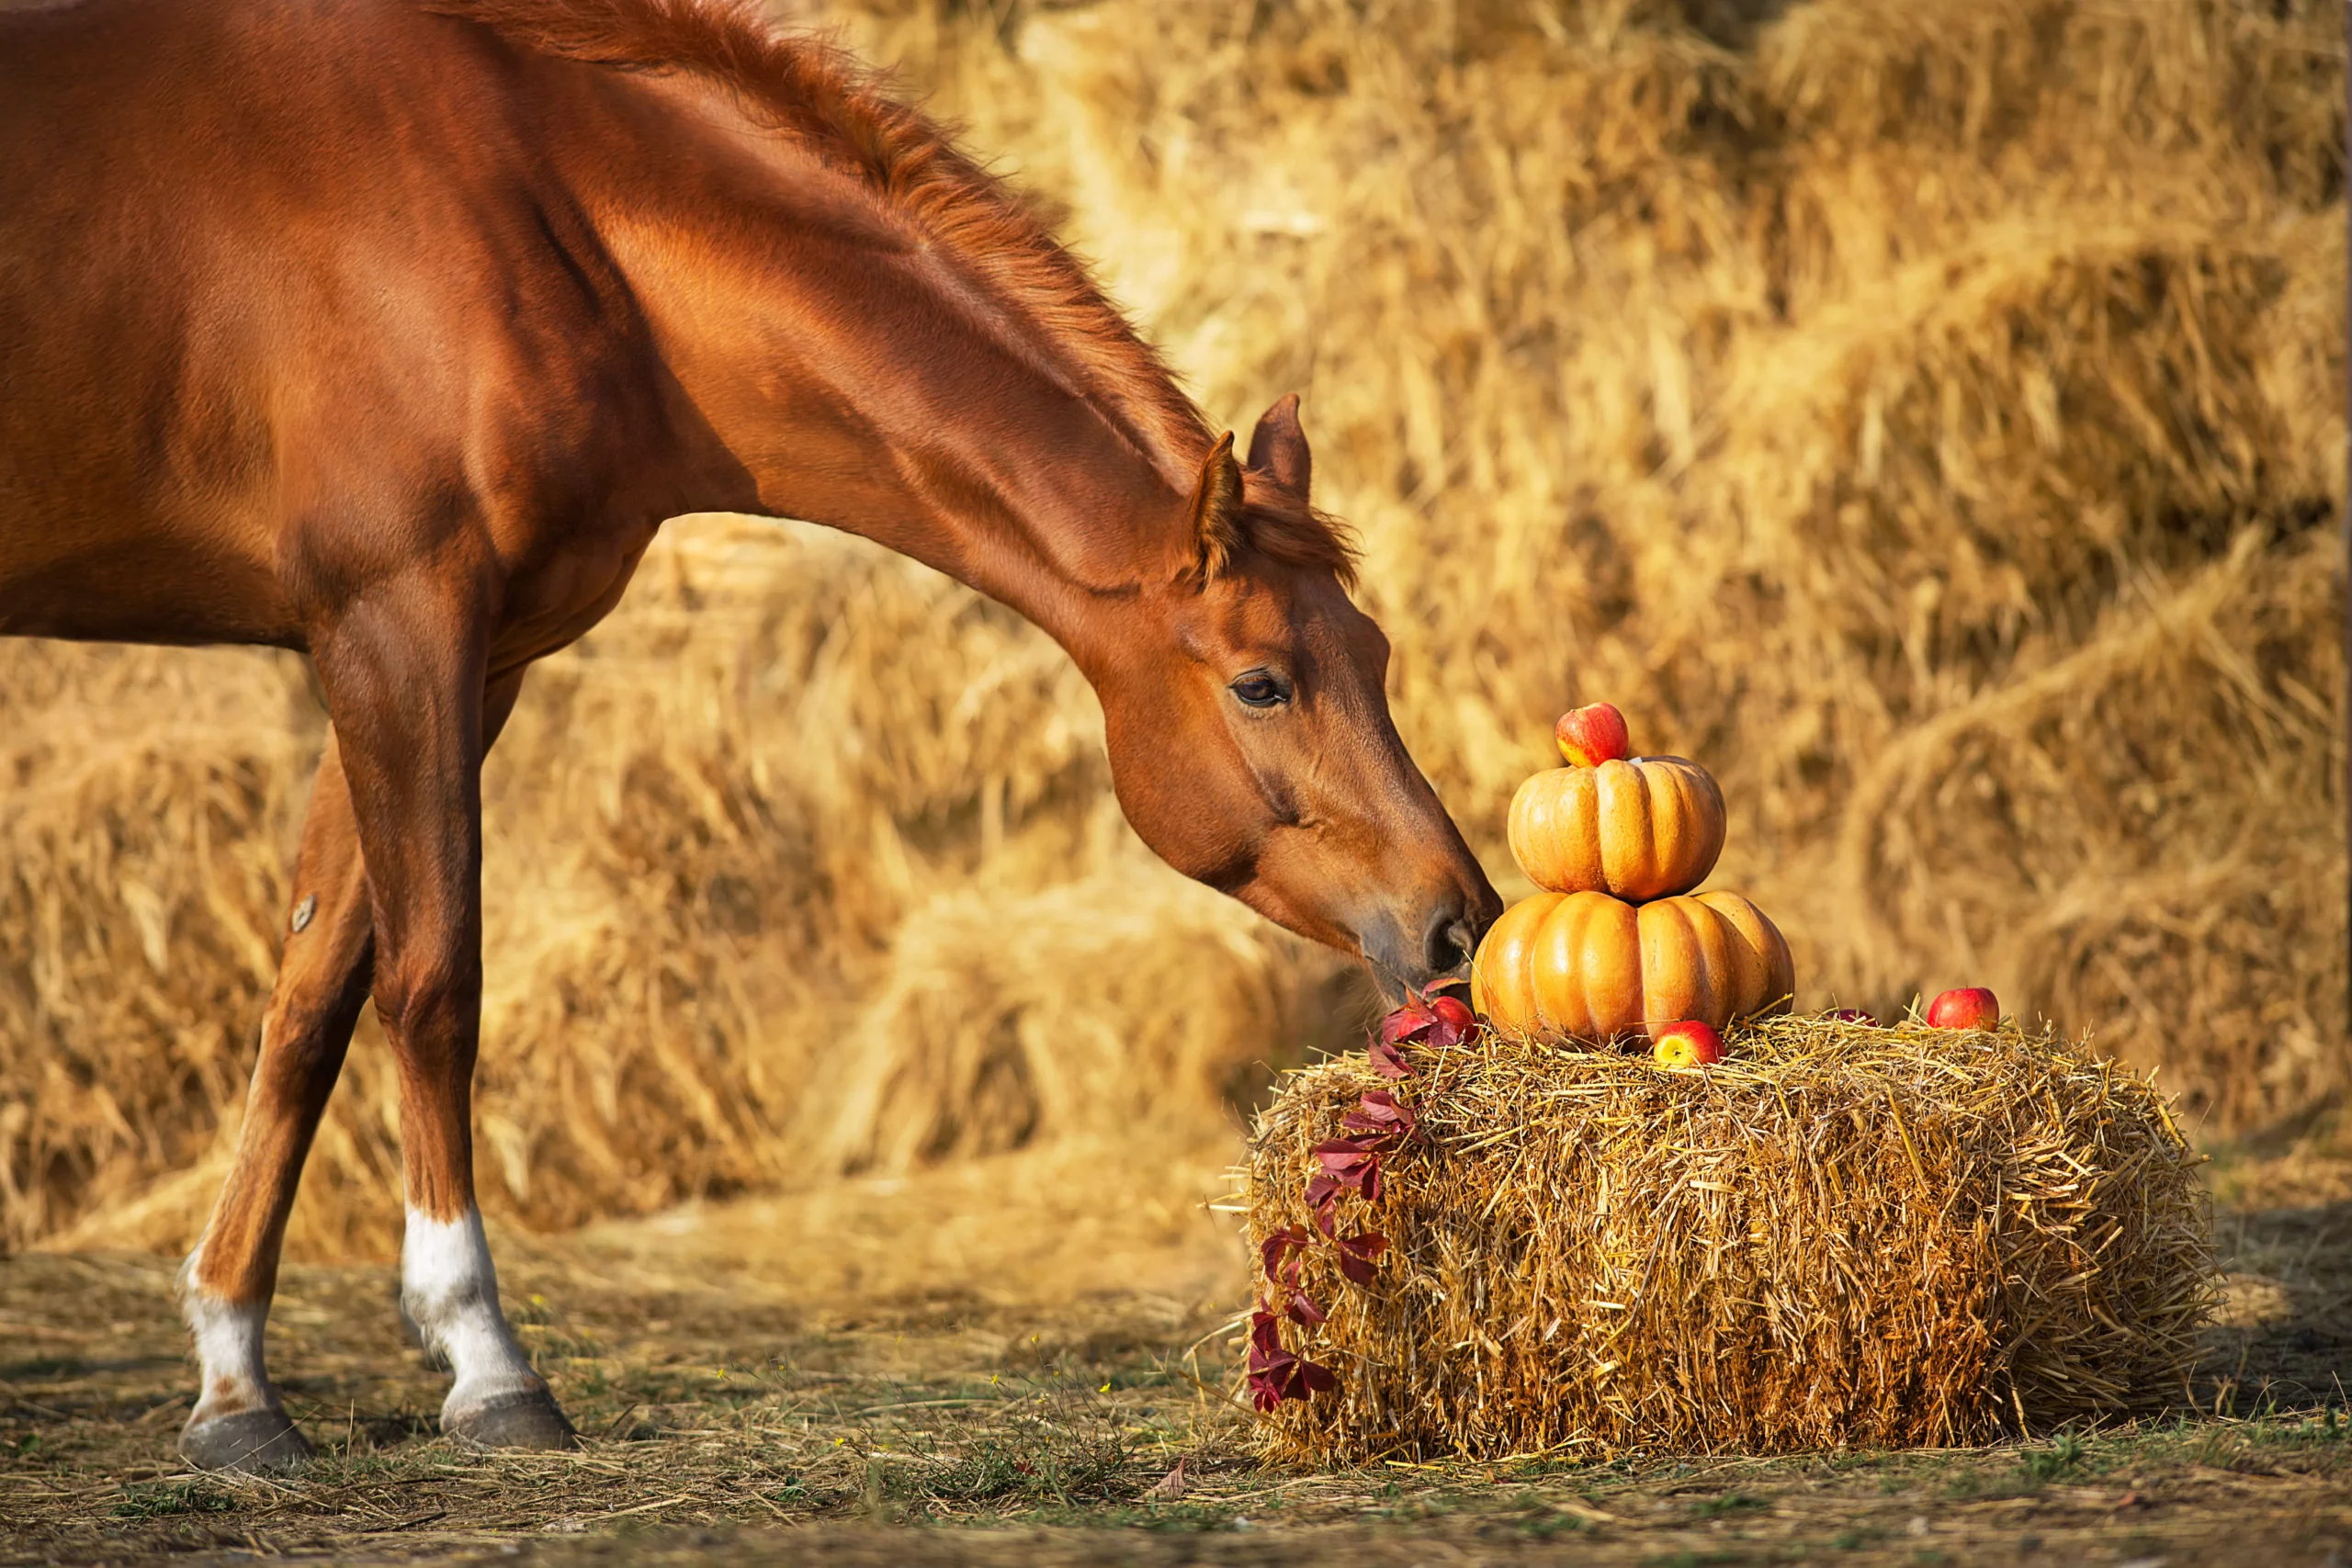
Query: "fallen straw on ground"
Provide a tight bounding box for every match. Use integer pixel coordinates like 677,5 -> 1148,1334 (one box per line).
1242,1015 -> 2218,1462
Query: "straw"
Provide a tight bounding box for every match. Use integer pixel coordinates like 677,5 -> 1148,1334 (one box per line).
1240,1014 -> 2218,1461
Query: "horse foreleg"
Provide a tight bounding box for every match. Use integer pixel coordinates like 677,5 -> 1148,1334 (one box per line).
180,731 -> 375,1474
314,627 -> 574,1453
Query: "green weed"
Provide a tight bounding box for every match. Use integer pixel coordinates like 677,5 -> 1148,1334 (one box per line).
111,1482 -> 235,1519
1688,1490 -> 1770,1518
2018,1434 -> 2086,1483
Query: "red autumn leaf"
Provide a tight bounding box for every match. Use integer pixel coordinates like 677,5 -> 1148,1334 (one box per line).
1314,1134 -> 1383,1172
1341,1089 -> 1418,1147
1317,1140 -> 1384,1193
1334,1230 -> 1390,1285
1304,1173 -> 1344,1234
1367,1038 -> 1417,1078
1250,1346 -> 1294,1378
1246,1307 -> 1311,1411
1245,1263 -> 1345,1410
1375,988 -> 1434,1044
1306,1136 -> 1385,1232
1248,1309 -> 1286,1367
1249,1349 -> 1338,1410
1375,978 -> 1483,1052
1260,1225 -> 1310,1286
1425,989 -> 1480,1048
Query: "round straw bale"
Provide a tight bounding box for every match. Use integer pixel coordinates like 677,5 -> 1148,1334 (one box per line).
1240,1014 -> 2216,1462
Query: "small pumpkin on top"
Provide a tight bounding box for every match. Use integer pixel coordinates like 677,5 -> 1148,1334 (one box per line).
1507,703 -> 1727,904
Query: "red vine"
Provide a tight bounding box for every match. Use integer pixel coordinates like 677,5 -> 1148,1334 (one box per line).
1250,979 -> 1480,1411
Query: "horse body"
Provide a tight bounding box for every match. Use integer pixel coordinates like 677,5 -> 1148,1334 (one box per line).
1,0 -> 713,651
1,0 -> 1501,1471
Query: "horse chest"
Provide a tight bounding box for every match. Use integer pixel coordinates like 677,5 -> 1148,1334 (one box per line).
489,520 -> 661,669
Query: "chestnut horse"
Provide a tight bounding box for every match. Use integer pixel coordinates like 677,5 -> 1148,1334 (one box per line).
0,0 -> 1500,1472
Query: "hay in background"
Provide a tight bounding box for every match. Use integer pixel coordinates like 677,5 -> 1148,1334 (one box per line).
6,0 -> 2346,1258
905,0 -> 2346,1132
815,873 -> 1356,1176
0,644 -> 317,1250
1241,1015 -> 2217,1461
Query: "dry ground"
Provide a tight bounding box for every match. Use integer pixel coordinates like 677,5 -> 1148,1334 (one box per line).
6,1137 -> 2350,1568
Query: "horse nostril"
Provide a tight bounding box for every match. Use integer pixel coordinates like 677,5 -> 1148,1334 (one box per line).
1422,910 -> 1476,977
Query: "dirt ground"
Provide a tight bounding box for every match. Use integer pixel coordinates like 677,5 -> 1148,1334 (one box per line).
5,1136 -> 2349,1568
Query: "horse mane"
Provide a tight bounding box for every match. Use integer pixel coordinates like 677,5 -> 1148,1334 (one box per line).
424,0 -> 1357,583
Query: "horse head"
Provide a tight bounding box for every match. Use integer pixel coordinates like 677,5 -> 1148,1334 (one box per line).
1085,396 -> 1504,998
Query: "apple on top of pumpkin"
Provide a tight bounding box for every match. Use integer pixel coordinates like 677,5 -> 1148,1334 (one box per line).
1555,702 -> 1631,767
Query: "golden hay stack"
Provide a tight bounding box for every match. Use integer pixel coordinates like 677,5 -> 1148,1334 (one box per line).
1241,1016 -> 2216,1461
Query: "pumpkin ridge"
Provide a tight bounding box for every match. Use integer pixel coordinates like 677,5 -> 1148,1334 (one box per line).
1508,756 -> 1726,902
1473,886 -> 1795,1043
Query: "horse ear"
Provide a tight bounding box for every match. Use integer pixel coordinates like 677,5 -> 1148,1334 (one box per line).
1246,392 -> 1312,497
1190,430 -> 1246,578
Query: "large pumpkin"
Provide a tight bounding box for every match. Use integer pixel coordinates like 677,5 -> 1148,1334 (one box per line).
1471,888 -> 1794,1043
1507,756 -> 1725,903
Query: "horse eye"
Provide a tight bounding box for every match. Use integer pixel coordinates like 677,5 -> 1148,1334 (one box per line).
1230,670 -> 1291,709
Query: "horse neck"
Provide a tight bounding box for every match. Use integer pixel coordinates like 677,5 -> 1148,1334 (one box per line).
575,73 -> 1203,661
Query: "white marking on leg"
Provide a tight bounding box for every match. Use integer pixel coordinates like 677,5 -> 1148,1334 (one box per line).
401,1208 -> 543,1423
179,1247 -> 278,1426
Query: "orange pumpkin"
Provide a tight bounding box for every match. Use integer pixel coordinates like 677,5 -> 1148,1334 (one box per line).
1507,756 -> 1725,903
1470,888 -> 1793,1043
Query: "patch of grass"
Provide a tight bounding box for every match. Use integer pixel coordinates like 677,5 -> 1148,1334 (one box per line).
856,1368 -> 1137,1520
1363,1494 -> 1462,1523
1939,1434 -> 2095,1499
872,1429 -> 1132,1509
1021,1501 -> 1241,1532
2246,1407 -> 2347,1449
110,1482 -> 237,1519
1688,1490 -> 1770,1519
1515,1510 -> 1591,1539
2018,1434 -> 2086,1483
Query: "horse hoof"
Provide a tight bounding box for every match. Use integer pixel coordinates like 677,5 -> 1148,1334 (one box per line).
178,1409 -> 314,1475
445,1389 -> 578,1451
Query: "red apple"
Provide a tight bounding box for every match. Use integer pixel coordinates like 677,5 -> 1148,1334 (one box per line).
1826,1008 -> 1878,1025
1555,702 -> 1631,767
1652,1020 -> 1724,1068
1926,987 -> 1999,1032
